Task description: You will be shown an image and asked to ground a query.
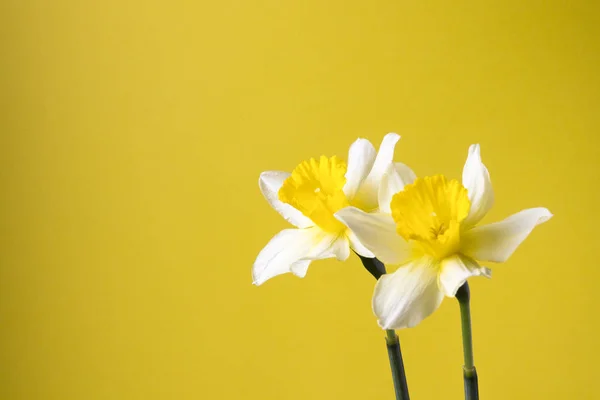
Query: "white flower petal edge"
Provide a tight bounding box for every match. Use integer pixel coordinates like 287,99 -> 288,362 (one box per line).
369,133 -> 402,181
343,138 -> 377,199
290,260 -> 311,278
259,171 -> 315,229
462,144 -> 494,227
334,207 -> 410,265
252,227 -> 346,285
378,162 -> 416,213
317,235 -> 351,261
394,162 -> 417,186
461,207 -> 553,263
438,255 -> 492,297
353,133 -> 401,209
373,257 -> 445,329
347,229 -> 375,258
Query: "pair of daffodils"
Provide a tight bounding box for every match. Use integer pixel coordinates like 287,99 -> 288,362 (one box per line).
253,134 -> 551,329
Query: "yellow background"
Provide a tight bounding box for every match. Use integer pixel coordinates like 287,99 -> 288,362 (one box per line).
1,1 -> 598,399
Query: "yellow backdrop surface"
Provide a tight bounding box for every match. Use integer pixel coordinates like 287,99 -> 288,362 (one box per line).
1,1 -> 598,399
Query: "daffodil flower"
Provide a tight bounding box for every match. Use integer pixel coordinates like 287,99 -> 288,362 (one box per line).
252,133 -> 416,286
335,144 -> 552,329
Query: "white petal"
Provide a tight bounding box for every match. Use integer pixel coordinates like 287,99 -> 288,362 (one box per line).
317,235 -> 351,261
291,260 -> 311,278
259,171 -> 314,229
346,229 -> 374,258
394,162 -> 417,186
286,236 -> 350,279
334,206 -> 410,265
438,254 -> 492,297
252,227 -> 338,285
343,138 -> 377,199
461,207 -> 553,263
378,162 -> 416,213
372,257 -> 445,329
370,133 -> 402,180
352,133 -> 401,210
462,144 -> 494,226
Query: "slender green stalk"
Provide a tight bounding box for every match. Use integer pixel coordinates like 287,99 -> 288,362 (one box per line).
357,254 -> 410,400
456,283 -> 479,400
356,252 -> 386,280
385,329 -> 410,400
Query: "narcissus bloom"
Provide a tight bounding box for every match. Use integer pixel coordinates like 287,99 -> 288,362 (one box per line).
253,133 -> 415,286
335,144 -> 552,329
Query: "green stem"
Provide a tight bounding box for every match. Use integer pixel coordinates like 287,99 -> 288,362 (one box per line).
456,283 -> 479,400
356,252 -> 386,280
385,329 -> 410,400
357,254 -> 410,400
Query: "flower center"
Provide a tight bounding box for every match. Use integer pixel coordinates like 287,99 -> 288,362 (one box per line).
390,175 -> 471,259
279,156 -> 349,233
